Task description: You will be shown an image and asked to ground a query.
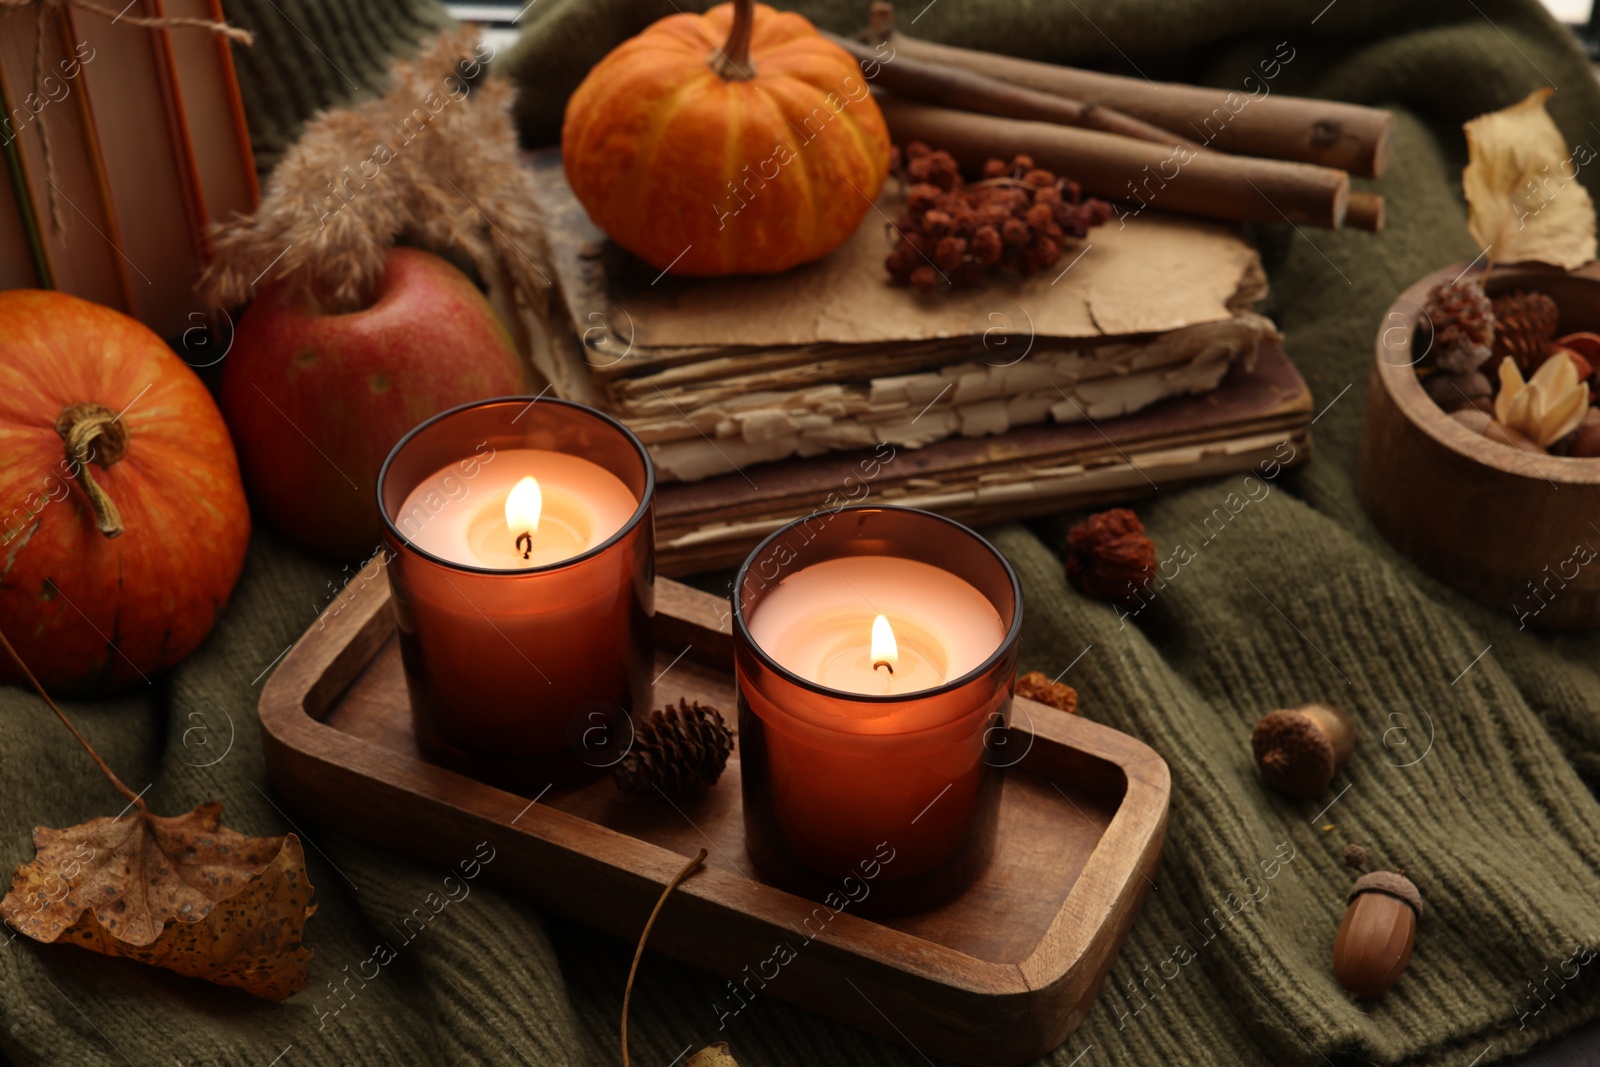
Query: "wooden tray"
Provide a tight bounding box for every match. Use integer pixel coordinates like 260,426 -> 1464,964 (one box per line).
259,578 -> 1170,1066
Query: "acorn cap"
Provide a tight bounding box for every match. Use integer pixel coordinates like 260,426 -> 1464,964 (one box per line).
1349,870 -> 1423,919
1252,709 -> 1336,798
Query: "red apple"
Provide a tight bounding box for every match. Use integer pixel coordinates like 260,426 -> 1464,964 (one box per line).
220,246 -> 526,559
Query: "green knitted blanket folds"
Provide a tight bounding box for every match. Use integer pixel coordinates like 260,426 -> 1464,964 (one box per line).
4,1 -> 1600,1065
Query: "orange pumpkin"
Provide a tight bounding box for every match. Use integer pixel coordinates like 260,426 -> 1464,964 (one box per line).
562,0 -> 890,276
0,291 -> 250,692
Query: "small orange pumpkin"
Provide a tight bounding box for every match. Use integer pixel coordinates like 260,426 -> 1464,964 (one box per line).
562,0 -> 890,276
0,291 -> 250,691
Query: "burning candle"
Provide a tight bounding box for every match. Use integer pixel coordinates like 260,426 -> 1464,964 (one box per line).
746,556 -> 1006,697
734,507 -> 1021,916
378,399 -> 655,791
398,451 -> 637,570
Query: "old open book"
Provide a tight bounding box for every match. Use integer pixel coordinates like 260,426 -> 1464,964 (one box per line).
526,151 -> 1309,573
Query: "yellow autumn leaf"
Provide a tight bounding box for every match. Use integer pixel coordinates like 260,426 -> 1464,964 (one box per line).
0,802 -> 315,1000
1463,89 -> 1597,270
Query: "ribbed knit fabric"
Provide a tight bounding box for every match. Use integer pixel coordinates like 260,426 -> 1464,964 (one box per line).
3,1 -> 1600,1066
219,0 -> 453,173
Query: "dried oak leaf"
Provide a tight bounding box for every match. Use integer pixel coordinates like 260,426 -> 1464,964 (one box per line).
1065,508 -> 1156,604
1463,88 -> 1597,270
687,1045 -> 741,1066
0,802 -> 315,1000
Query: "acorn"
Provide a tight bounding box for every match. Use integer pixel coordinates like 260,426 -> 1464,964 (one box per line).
1332,865 -> 1423,998
1251,703 -> 1356,798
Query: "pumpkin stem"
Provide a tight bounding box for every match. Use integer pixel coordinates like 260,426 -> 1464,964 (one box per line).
709,0 -> 757,81
55,402 -> 130,540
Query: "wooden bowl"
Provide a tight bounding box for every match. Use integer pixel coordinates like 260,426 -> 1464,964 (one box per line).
1358,261 -> 1600,630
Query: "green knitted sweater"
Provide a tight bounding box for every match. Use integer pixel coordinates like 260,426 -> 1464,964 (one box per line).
2,1 -> 1600,1066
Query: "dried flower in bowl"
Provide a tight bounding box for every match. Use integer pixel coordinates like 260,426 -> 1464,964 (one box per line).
1494,353 -> 1589,448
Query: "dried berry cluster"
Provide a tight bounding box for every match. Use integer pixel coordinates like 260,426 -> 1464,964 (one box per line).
1064,508 -> 1156,605
1015,671 -> 1079,715
885,143 -> 1112,292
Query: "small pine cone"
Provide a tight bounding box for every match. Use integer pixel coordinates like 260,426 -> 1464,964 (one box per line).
1492,290 -> 1560,373
613,699 -> 734,799
1422,279 -> 1493,373
951,210 -> 980,237
909,264 -> 939,293
1015,670 -> 1079,714
1023,168 -> 1055,187
1033,185 -> 1063,206
922,209 -> 952,238
1011,154 -> 1035,171
1065,507 -> 1157,605
1001,217 -> 1032,247
971,225 -> 1003,265
982,157 -> 1010,179
904,141 -> 932,161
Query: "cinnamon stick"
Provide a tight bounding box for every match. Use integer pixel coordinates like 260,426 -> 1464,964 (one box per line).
879,97 -> 1350,229
1344,191 -> 1384,232
876,30 -> 1394,178
827,34 -> 1203,153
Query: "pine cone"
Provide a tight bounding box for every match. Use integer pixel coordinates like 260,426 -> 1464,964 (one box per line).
613,700 -> 734,799
1065,508 -> 1156,605
1422,279 -> 1493,373
1492,290 -> 1560,373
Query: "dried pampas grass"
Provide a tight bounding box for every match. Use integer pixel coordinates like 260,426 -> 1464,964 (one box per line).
201,26 -> 551,335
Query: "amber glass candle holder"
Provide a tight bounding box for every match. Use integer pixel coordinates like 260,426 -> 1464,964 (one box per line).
377,397 -> 654,793
733,506 -> 1022,916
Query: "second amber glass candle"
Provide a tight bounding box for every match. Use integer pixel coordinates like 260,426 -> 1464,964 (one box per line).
378,397 -> 654,791
734,506 -> 1022,915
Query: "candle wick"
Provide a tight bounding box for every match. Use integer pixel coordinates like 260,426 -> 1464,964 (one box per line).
516,531 -> 533,560
872,660 -> 894,675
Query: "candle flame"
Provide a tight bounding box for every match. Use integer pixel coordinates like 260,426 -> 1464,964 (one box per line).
871,614 -> 898,673
505,477 -> 542,539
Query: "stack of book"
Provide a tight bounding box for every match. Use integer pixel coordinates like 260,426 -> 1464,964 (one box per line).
0,0 -> 256,337
528,151 -> 1312,575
